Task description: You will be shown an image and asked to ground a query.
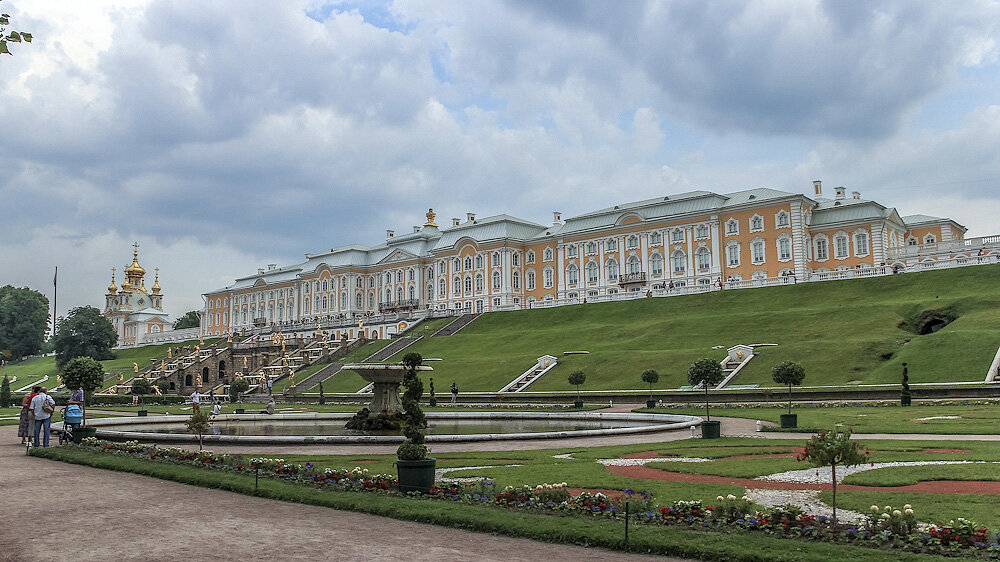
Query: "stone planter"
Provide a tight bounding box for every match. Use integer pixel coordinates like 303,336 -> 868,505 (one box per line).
701,420 -> 721,439
780,413 -> 797,428
235,408 -> 245,414
396,458 -> 437,494
73,426 -> 96,444
646,400 -> 656,409
573,400 -> 584,409
137,410 -> 148,417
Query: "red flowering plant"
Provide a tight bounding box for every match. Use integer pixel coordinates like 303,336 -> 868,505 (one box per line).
929,518 -> 989,547
657,500 -> 705,522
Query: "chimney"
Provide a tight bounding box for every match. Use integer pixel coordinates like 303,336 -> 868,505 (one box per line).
553,211 -> 562,225
413,226 -> 420,233
452,217 -> 460,227
386,229 -> 395,239
835,186 -> 846,199
813,180 -> 822,196
466,212 -> 476,222
852,191 -> 861,200
267,263 -> 277,271
257,268 -> 265,275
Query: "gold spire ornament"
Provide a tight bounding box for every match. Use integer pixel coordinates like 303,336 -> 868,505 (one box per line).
151,268 -> 162,294
424,208 -> 438,227
107,268 -> 118,294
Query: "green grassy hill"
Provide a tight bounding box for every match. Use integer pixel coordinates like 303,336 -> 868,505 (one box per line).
340,264 -> 1000,393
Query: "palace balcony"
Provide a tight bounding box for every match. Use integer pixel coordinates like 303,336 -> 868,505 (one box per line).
379,299 -> 420,312
618,272 -> 647,284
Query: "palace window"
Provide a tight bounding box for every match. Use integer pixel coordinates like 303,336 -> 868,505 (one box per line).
512,252 -> 519,267
626,235 -> 639,249
543,268 -> 554,288
369,293 -> 375,308
566,264 -> 579,285
454,258 -> 461,271
606,239 -> 618,251
465,257 -> 473,270
409,286 -> 416,300
492,271 -> 501,290
408,268 -> 414,281
340,292 -> 347,308
322,296 -> 328,310
543,247 -> 553,261
672,251 -> 686,274
627,255 -> 641,275
476,255 -> 483,269
355,293 -> 362,308
439,279 -> 446,297
526,269 -> 536,290
586,261 -> 599,283
439,261 -> 446,275
696,224 -> 709,238
464,276 -> 473,293
650,253 -> 664,276
492,251 -> 500,265
750,215 -> 764,232
397,287 -> 403,301
396,270 -> 403,283
512,271 -> 520,290
854,231 -> 869,256
606,259 -> 619,281
696,247 -> 711,270
671,229 -> 684,242
475,273 -> 484,291
586,242 -> 597,254
323,280 -> 329,291
726,219 -> 739,235
776,210 -> 790,228
834,234 -> 849,259
751,239 -> 766,264
727,243 -> 741,266
650,231 -> 662,245
566,245 -> 578,258
453,276 -> 461,294
924,233 -> 937,244
526,250 -> 535,264
815,237 -> 829,260
778,236 -> 792,261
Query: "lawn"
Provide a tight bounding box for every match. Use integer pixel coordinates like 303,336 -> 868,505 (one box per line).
376,265 -> 1000,392
646,403 -> 1000,434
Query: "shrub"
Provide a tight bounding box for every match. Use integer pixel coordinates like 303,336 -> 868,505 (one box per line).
687,358 -> 724,421
567,371 -> 586,401
62,356 -> 106,400
641,369 -> 659,401
186,410 -> 211,451
229,379 -> 249,403
397,352 -> 427,461
798,428 -> 868,525
131,378 -> 152,395
0,376 -> 10,408
771,361 -> 806,414
900,362 -> 912,406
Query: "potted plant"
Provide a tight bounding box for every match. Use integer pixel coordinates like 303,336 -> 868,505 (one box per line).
771,361 -> 805,428
641,369 -> 659,408
687,358 -> 724,439
229,378 -> 249,413
900,362 -> 912,406
396,352 -> 435,493
131,378 -> 152,416
568,370 -> 586,408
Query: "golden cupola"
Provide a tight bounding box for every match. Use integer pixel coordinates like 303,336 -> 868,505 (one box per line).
106,268 -> 118,295
151,268 -> 162,295
123,243 -> 146,290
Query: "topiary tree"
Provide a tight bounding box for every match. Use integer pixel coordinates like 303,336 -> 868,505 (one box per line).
229,378 -> 249,403
900,362 -> 911,406
397,352 -> 427,461
186,410 -> 211,451
797,428 -> 868,525
771,361 -> 806,414
567,370 -> 586,402
641,369 -> 659,402
687,358 -> 724,421
318,380 -> 325,405
131,378 -> 152,396
0,375 -> 10,408
62,356 -> 106,402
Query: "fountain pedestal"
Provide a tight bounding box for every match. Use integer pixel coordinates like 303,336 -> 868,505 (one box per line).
343,363 -> 434,417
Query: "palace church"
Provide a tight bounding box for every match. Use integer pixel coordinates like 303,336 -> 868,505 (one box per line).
201,180 -> 978,338
104,244 -> 172,346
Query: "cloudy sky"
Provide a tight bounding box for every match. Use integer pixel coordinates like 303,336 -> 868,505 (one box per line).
2,0 -> 1000,323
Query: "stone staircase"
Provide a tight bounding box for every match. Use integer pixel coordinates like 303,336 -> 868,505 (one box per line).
431,313 -> 480,336
355,336 -> 425,393
294,362 -> 345,391
498,355 -> 559,393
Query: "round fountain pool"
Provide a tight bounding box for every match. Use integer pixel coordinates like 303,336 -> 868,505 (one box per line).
82,412 -> 701,444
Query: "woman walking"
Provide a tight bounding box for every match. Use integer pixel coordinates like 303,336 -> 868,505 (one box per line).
17,390 -> 35,445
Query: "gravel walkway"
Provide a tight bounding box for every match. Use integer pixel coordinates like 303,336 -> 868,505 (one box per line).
0,426 -> 682,562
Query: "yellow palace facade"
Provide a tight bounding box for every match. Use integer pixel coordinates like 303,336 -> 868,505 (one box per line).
201,180 -> 991,338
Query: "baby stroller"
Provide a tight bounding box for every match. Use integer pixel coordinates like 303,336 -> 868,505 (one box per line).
58,404 -> 85,445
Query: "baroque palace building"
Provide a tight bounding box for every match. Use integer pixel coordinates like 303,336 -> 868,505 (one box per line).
104,244 -> 172,346
202,180 -> 985,338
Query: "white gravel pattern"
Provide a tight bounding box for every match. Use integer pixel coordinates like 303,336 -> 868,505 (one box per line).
757,461 -> 994,484
597,457 -> 712,466
435,464 -> 522,483
744,488 -> 866,524
551,453 -> 574,459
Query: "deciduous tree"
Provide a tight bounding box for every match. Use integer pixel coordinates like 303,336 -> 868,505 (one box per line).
173,311 -> 201,330
771,361 -> 806,414
798,429 -> 868,525
61,356 -> 105,399
52,306 -> 117,368
0,285 -> 49,361
0,1 -> 33,56
687,358 -> 724,421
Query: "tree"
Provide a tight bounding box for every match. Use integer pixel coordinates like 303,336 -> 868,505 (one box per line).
567,370 -> 586,402
186,410 -> 211,451
229,378 -> 249,402
797,429 -> 868,525
62,356 -> 105,399
641,369 -> 659,402
131,378 -> 152,395
687,358 -> 724,421
397,352 -> 427,461
173,311 -> 201,330
0,285 -> 50,361
52,306 -> 117,368
771,361 -> 806,414
0,375 -> 10,407
900,362 -> 911,406
0,1 -> 33,56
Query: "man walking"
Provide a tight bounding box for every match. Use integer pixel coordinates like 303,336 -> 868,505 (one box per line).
30,386 -> 56,447
450,382 -> 458,405
190,389 -> 201,413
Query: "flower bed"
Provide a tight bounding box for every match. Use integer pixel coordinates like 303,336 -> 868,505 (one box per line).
71,438 -> 1000,558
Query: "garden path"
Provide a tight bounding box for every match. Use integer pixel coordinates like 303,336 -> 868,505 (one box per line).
0,427 -> 683,562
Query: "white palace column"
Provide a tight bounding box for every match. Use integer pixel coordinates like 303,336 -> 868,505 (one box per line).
556,241 -> 566,298
790,200 -> 809,279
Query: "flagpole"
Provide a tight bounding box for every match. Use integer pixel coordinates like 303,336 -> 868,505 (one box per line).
52,265 -> 58,338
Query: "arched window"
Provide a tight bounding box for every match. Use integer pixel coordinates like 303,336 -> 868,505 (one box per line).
385,289 -> 391,303
671,229 -> 684,242
526,250 -> 535,264
776,211 -> 790,227
355,293 -> 362,308
439,278 -> 446,297
586,242 -> 597,254
543,268 -> 554,288
750,215 -> 764,231
492,251 -> 500,265
340,292 -> 347,308
586,261 -> 599,283
696,247 -> 711,269
321,296 -> 328,310
408,268 -> 414,281
566,245 -> 578,258
368,292 -> 374,308
397,287 -> 403,301
492,271 -> 501,290
650,232 -> 662,245
606,259 -> 619,280
439,261 -> 446,274
627,235 -> 639,249
606,238 -> 618,251
396,270 -> 403,283
464,275 -> 473,292
543,247 -> 553,261
475,255 -> 483,269
512,271 -> 520,290
924,233 -> 937,244
464,257 -> 473,270
566,264 -> 579,285
322,280 -> 329,291
453,276 -> 461,294
453,258 -> 461,271
475,273 -> 484,291
726,219 -> 739,235
626,255 -> 641,274
696,224 -> 709,238
409,286 -> 416,300
384,273 -> 390,284
671,251 -> 685,273
526,269 -> 536,290
512,252 -> 519,267
650,253 -> 664,276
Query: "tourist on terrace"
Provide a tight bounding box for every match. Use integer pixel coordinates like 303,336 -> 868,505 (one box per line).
450,382 -> 458,404
265,397 -> 275,415
190,389 -> 201,413
30,386 -> 56,447
17,390 -> 35,445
